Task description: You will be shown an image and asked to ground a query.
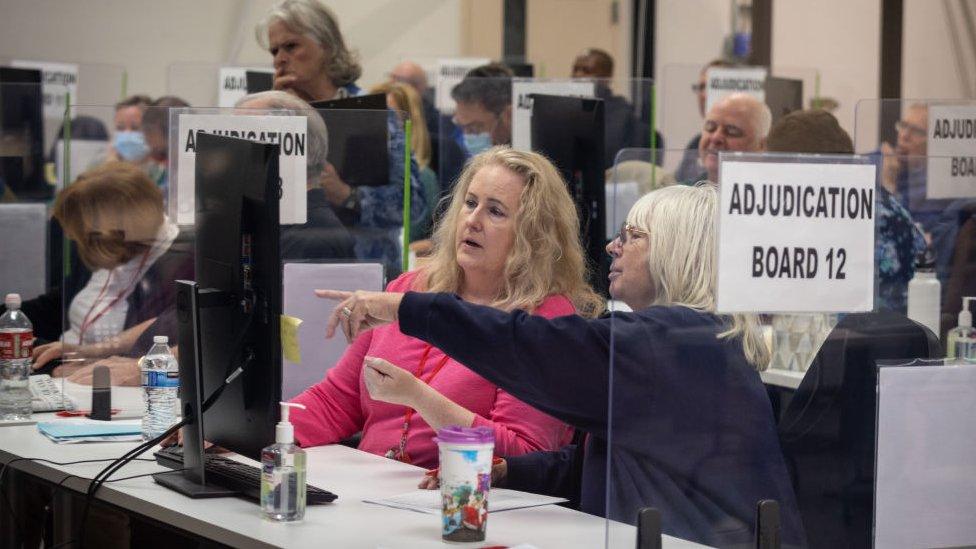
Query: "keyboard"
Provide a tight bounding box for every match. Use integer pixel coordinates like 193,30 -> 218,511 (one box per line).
153,446 -> 337,504
30,374 -> 76,413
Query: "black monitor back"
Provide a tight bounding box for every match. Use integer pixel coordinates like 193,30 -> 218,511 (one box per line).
529,94 -> 607,294
194,132 -> 282,459
311,94 -> 389,188
765,77 -> 803,126
0,67 -> 46,199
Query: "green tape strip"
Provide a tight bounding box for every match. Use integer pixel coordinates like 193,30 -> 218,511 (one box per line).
402,119 -> 412,272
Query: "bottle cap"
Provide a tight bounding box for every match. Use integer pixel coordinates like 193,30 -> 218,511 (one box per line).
276,402 -> 306,444
153,335 -> 168,344
914,248 -> 936,271
4,293 -> 21,309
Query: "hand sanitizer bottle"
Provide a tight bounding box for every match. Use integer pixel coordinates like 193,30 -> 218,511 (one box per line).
947,297 -> 976,360
261,402 -> 307,521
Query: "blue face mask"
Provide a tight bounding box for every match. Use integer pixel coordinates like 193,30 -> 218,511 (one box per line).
114,131 -> 149,162
463,132 -> 493,156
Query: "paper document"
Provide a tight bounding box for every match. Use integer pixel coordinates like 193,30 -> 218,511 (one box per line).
37,420 -> 143,444
364,488 -> 566,515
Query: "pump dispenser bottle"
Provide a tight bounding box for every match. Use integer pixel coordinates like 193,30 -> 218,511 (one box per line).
261,402 -> 307,521
947,297 -> 976,360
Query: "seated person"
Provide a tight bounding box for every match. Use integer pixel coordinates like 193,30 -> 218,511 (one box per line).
22,162 -> 191,381
369,81 -> 440,252
289,147 -> 604,469
766,109 -> 925,313
688,92 -> 771,184
321,184 -> 806,547
236,91 -> 356,261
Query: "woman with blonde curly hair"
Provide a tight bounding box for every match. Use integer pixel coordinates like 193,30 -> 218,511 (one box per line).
319,184 -> 805,547
289,146 -> 602,468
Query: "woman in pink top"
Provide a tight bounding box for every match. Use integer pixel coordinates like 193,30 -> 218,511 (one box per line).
291,147 -> 603,468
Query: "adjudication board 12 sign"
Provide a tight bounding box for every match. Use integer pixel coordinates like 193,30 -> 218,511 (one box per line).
716,159 -> 876,313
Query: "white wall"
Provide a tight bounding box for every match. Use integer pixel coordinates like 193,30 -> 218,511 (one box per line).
903,0 -> 976,99
654,0 -> 732,159
772,0 -> 881,137
0,0 -> 462,106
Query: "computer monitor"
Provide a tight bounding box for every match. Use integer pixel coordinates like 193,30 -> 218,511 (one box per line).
154,133 -> 282,497
0,67 -> 46,199
529,93 -> 608,294
765,77 -> 803,126
310,94 -> 389,188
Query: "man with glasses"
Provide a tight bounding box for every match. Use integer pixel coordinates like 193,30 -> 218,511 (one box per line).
450,63 -> 514,155
881,102 -> 948,232
687,92 -> 771,184
675,59 -> 734,182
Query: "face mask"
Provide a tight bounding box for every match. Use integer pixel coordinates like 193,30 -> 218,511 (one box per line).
463,132 -> 493,156
114,131 -> 149,162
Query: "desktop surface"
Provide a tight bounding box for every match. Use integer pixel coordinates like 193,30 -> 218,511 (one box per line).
0,424 -> 708,548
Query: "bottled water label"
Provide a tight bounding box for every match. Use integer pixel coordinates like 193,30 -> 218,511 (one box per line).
142,369 -> 179,388
0,330 -> 33,359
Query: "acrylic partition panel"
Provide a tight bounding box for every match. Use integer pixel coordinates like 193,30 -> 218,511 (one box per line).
54,103 -> 415,419
165,62 -> 276,109
875,362 -> 976,549
602,148 -> 964,548
658,63 -> 820,182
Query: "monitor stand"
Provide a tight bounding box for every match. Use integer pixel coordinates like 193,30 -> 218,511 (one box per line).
153,280 -> 238,498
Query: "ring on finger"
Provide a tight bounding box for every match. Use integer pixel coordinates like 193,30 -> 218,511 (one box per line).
341,306 -> 353,318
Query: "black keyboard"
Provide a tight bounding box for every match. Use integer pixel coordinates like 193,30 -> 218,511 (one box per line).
153,446 -> 337,504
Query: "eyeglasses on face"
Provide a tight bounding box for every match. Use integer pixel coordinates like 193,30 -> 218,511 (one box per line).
614,222 -> 648,245
895,120 -> 926,138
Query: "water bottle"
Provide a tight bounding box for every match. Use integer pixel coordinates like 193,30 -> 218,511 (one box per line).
0,293 -> 34,420
141,335 -> 179,440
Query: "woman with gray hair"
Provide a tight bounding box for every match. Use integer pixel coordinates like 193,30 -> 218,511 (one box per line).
316,184 -> 806,547
256,0 -> 361,102
256,0 -> 427,274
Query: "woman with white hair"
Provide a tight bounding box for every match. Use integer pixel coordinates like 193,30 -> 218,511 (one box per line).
318,184 -> 806,548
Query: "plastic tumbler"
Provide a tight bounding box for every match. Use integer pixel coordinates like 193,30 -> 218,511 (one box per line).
435,425 -> 494,542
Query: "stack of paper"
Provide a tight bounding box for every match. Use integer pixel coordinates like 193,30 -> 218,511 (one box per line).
37,420 -> 143,444
363,489 -> 566,515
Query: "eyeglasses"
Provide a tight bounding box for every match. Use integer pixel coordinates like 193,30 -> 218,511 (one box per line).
614,222 -> 648,245
691,83 -> 707,93
895,120 -> 926,138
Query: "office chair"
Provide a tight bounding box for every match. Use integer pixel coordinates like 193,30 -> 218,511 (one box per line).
777,312 -> 940,548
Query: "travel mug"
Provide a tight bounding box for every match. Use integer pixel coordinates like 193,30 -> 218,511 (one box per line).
434,425 -> 494,542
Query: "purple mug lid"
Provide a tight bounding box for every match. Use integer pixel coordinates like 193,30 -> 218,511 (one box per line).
434,425 -> 494,445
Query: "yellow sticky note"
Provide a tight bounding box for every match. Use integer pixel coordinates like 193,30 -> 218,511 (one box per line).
280,315 -> 303,364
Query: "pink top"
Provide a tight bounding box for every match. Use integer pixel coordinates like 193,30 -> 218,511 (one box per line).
290,271 -> 575,468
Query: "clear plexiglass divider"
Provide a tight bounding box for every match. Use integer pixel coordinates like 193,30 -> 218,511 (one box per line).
659,63 -> 823,182
53,103 -> 417,419
165,62 -> 276,109
603,148 -> 940,548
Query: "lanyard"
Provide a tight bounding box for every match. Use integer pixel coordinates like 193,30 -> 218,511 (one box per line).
77,251 -> 150,344
384,344 -> 450,463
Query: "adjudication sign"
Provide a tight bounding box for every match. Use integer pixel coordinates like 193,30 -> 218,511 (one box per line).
175,113 -> 307,225
927,105 -> 976,199
716,159 -> 876,313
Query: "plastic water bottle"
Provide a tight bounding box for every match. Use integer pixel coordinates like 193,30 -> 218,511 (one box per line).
141,335 -> 179,440
0,293 -> 34,420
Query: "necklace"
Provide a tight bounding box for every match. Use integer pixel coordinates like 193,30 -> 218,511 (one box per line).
384,344 -> 450,463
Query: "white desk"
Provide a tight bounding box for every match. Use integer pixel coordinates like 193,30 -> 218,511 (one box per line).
0,424 -> 707,548
1,379 -> 145,427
